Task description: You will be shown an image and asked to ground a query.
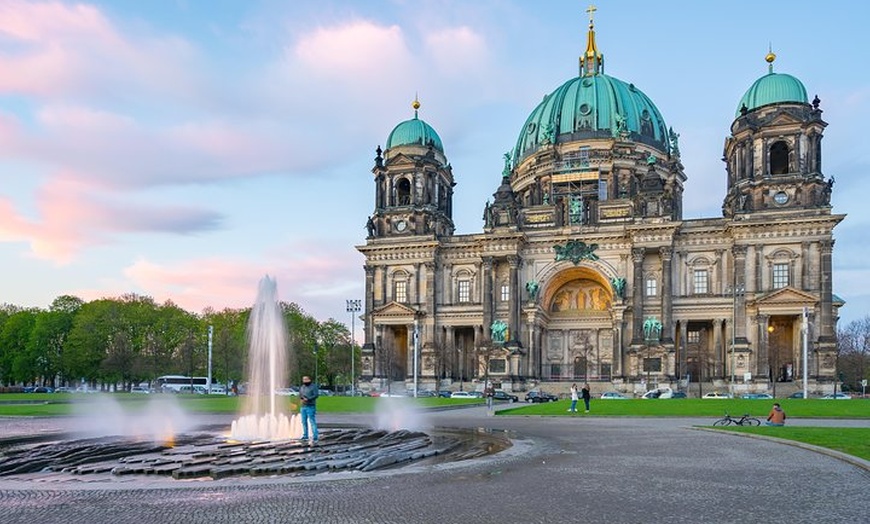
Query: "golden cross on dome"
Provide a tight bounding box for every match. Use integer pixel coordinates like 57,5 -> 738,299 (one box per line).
586,4 -> 597,27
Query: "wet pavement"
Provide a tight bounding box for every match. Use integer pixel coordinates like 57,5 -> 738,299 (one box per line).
1,406 -> 868,523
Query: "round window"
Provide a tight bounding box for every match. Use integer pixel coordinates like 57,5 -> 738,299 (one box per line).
579,103 -> 592,115
774,191 -> 789,205
527,122 -> 537,134
641,109 -> 650,120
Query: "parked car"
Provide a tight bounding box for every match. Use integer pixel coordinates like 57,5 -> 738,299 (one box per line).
820,392 -> 852,400
525,391 -> 558,403
670,391 -> 688,399
702,391 -> 733,399
788,391 -> 811,399
130,386 -> 151,394
450,391 -> 475,399
600,391 -> 629,400
438,390 -> 453,398
641,387 -> 673,399
741,393 -> 773,399
492,390 -> 518,402
178,385 -> 207,394
32,386 -> 54,394
275,387 -> 298,396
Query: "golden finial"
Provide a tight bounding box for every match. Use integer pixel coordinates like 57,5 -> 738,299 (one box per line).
580,4 -> 602,76
412,94 -> 420,118
765,43 -> 776,73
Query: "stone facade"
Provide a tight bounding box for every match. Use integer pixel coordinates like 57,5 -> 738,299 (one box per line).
356,20 -> 843,395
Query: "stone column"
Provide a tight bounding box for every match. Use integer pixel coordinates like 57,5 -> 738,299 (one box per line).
424,261 -> 436,350
818,239 -> 836,344
508,256 -> 520,342
712,318 -> 723,378
482,257 -> 494,334
754,244 -> 764,292
678,320 -> 688,381
733,245 -> 748,345
631,247 -> 645,345
364,265 -> 376,346
660,246 -> 673,343
445,263 -> 454,304
801,242 -> 810,291
757,314 -> 770,379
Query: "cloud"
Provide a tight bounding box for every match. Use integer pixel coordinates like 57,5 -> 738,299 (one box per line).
114,241 -> 364,318
0,174 -> 223,263
424,26 -> 488,76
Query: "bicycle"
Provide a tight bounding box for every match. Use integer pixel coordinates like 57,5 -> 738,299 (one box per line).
713,413 -> 761,426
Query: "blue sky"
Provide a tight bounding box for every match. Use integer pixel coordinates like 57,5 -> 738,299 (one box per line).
1,0 -> 868,338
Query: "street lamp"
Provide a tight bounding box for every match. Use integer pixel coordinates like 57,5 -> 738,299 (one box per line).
767,323 -> 775,398
346,299 -> 361,396
643,317 -> 663,391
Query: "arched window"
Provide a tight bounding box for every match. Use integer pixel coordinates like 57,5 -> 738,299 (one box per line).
397,178 -> 411,205
770,141 -> 790,175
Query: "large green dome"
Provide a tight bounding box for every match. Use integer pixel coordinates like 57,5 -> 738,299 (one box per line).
513,73 -> 670,163
386,114 -> 443,152
736,71 -> 808,116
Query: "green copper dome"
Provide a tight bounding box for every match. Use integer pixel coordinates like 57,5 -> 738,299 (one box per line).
514,73 -> 669,163
736,71 -> 808,116
386,113 -> 443,153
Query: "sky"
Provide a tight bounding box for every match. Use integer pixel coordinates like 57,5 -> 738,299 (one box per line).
1,0 -> 869,340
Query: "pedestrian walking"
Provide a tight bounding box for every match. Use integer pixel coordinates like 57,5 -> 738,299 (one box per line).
485,385 -> 495,415
568,383 -> 579,413
582,383 -> 591,413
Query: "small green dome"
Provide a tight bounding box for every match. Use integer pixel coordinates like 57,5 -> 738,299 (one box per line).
736,72 -> 808,116
386,116 -> 443,152
514,73 -> 669,163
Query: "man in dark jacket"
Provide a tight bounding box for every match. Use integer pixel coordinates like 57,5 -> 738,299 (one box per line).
299,375 -> 319,443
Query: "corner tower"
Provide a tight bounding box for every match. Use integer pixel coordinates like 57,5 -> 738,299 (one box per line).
723,50 -> 831,217
366,99 -> 455,239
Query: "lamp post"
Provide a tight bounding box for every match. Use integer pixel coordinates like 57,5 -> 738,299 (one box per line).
643,317 -> 663,391
767,323 -> 775,398
346,299 -> 361,396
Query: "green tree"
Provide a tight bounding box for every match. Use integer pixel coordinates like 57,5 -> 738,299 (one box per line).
838,316 -> 870,391
202,307 -> 247,389
0,309 -> 38,384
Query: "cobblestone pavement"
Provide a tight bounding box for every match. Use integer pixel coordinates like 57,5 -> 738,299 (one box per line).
1,409 -> 868,524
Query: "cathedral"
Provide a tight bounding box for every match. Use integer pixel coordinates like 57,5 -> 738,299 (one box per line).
356,11 -> 843,396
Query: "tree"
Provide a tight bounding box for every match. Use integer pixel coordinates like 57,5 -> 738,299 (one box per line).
202,307 -> 247,388
0,309 -> 38,385
838,316 -> 870,391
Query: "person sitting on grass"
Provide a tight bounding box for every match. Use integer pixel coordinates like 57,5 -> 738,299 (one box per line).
765,402 -> 786,426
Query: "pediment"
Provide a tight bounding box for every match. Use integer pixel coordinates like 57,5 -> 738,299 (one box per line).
755,286 -> 817,306
372,301 -> 419,318
384,152 -> 419,168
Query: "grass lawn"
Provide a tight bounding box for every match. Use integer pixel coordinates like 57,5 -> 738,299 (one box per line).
497,398 -> 870,418
0,393 -> 481,417
714,426 -> 870,461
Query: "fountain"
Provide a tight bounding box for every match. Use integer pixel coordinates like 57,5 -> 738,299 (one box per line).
0,277 -> 511,483
230,275 -> 302,440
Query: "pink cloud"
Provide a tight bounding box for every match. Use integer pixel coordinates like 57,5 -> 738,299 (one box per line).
292,21 -> 412,78
0,173 -> 223,263
424,26 -> 489,76
0,0 -> 198,100
116,244 -> 363,319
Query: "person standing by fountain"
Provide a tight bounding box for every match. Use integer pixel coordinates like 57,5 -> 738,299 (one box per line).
299,376 -> 319,444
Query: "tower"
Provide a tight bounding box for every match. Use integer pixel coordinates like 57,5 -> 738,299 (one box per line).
366,98 -> 455,239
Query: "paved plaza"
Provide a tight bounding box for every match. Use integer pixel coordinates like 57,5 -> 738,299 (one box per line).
1,407 -> 868,524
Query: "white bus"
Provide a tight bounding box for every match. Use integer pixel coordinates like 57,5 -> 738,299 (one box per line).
156,375 -> 209,393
